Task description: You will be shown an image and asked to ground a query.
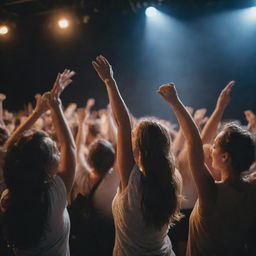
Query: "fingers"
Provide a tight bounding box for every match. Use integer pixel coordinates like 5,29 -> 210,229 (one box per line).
96,56 -> 105,66
93,55 -> 110,68
100,55 -> 110,66
92,61 -> 100,71
223,80 -> 235,94
194,108 -> 207,117
34,94 -> 41,100
51,69 -> 75,98
52,73 -> 61,95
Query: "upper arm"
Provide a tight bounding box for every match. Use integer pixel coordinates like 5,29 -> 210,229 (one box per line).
116,123 -> 135,191
57,146 -> 76,196
186,141 -> 216,213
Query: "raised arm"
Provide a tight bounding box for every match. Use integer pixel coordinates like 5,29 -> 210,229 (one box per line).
75,98 -> 95,170
4,94 -> 49,150
201,81 -> 235,145
193,108 -> 207,129
92,55 -> 134,190
0,94 -> 6,128
106,104 -> 117,145
158,83 -> 215,213
46,70 -> 76,195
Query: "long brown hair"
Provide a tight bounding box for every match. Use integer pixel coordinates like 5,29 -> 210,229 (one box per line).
3,129 -> 59,249
134,120 -> 182,230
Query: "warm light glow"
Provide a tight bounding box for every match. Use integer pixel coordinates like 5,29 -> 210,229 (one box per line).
0,25 -> 9,35
145,7 -> 157,17
58,18 -> 69,29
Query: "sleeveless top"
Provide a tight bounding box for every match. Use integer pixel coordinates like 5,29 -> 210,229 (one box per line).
112,165 -> 175,256
1,175 -> 70,256
187,181 -> 256,256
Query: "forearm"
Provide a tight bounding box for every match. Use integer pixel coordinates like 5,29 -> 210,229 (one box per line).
107,109 -> 117,143
169,98 -> 202,149
201,107 -> 224,145
105,78 -> 134,188
51,104 -> 76,151
50,103 -> 76,194
172,128 -> 184,156
105,78 -> 131,129
0,102 -> 4,126
4,110 -> 41,150
75,121 -> 87,165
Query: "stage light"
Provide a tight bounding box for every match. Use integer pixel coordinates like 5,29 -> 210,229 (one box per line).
0,25 -> 9,35
245,6 -> 256,20
145,7 -> 157,17
250,6 -> 256,14
58,18 -> 69,29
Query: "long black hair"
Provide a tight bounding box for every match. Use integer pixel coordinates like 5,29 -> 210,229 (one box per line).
134,120 -> 182,230
2,129 -> 59,249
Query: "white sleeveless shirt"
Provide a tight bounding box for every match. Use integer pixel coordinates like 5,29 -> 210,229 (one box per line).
112,165 -> 175,256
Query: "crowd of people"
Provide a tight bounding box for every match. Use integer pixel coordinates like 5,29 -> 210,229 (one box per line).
0,55 -> 255,256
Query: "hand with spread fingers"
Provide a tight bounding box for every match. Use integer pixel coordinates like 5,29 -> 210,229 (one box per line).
92,55 -> 114,83
51,69 -> 76,99
46,69 -> 76,107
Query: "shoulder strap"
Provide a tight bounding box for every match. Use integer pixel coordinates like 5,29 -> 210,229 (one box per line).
87,174 -> 105,199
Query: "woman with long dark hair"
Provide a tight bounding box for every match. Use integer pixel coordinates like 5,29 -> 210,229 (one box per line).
92,56 -> 182,255
1,70 -> 76,256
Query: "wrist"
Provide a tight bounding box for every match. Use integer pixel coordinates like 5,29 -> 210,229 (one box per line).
32,109 -> 41,117
167,97 -> 180,106
104,78 -> 115,85
214,107 -> 224,115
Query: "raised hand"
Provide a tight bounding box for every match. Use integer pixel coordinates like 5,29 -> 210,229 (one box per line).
194,108 -> 207,125
34,93 -> 49,115
216,80 -> 235,110
51,69 -> 76,99
186,106 -> 194,115
0,94 -> 6,102
92,55 -> 114,82
85,98 -> 95,112
65,103 -> 77,119
244,110 -> 256,131
157,83 -> 179,104
77,108 -> 89,124
244,110 -> 256,123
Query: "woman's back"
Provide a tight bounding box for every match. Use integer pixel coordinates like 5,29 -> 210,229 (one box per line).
112,165 -> 175,256
5,175 -> 70,256
187,180 -> 256,256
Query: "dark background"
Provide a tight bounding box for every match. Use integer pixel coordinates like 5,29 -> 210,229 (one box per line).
0,0 -> 255,124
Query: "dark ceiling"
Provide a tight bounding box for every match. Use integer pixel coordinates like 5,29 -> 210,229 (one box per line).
0,0 -> 252,18
0,0 -> 255,120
